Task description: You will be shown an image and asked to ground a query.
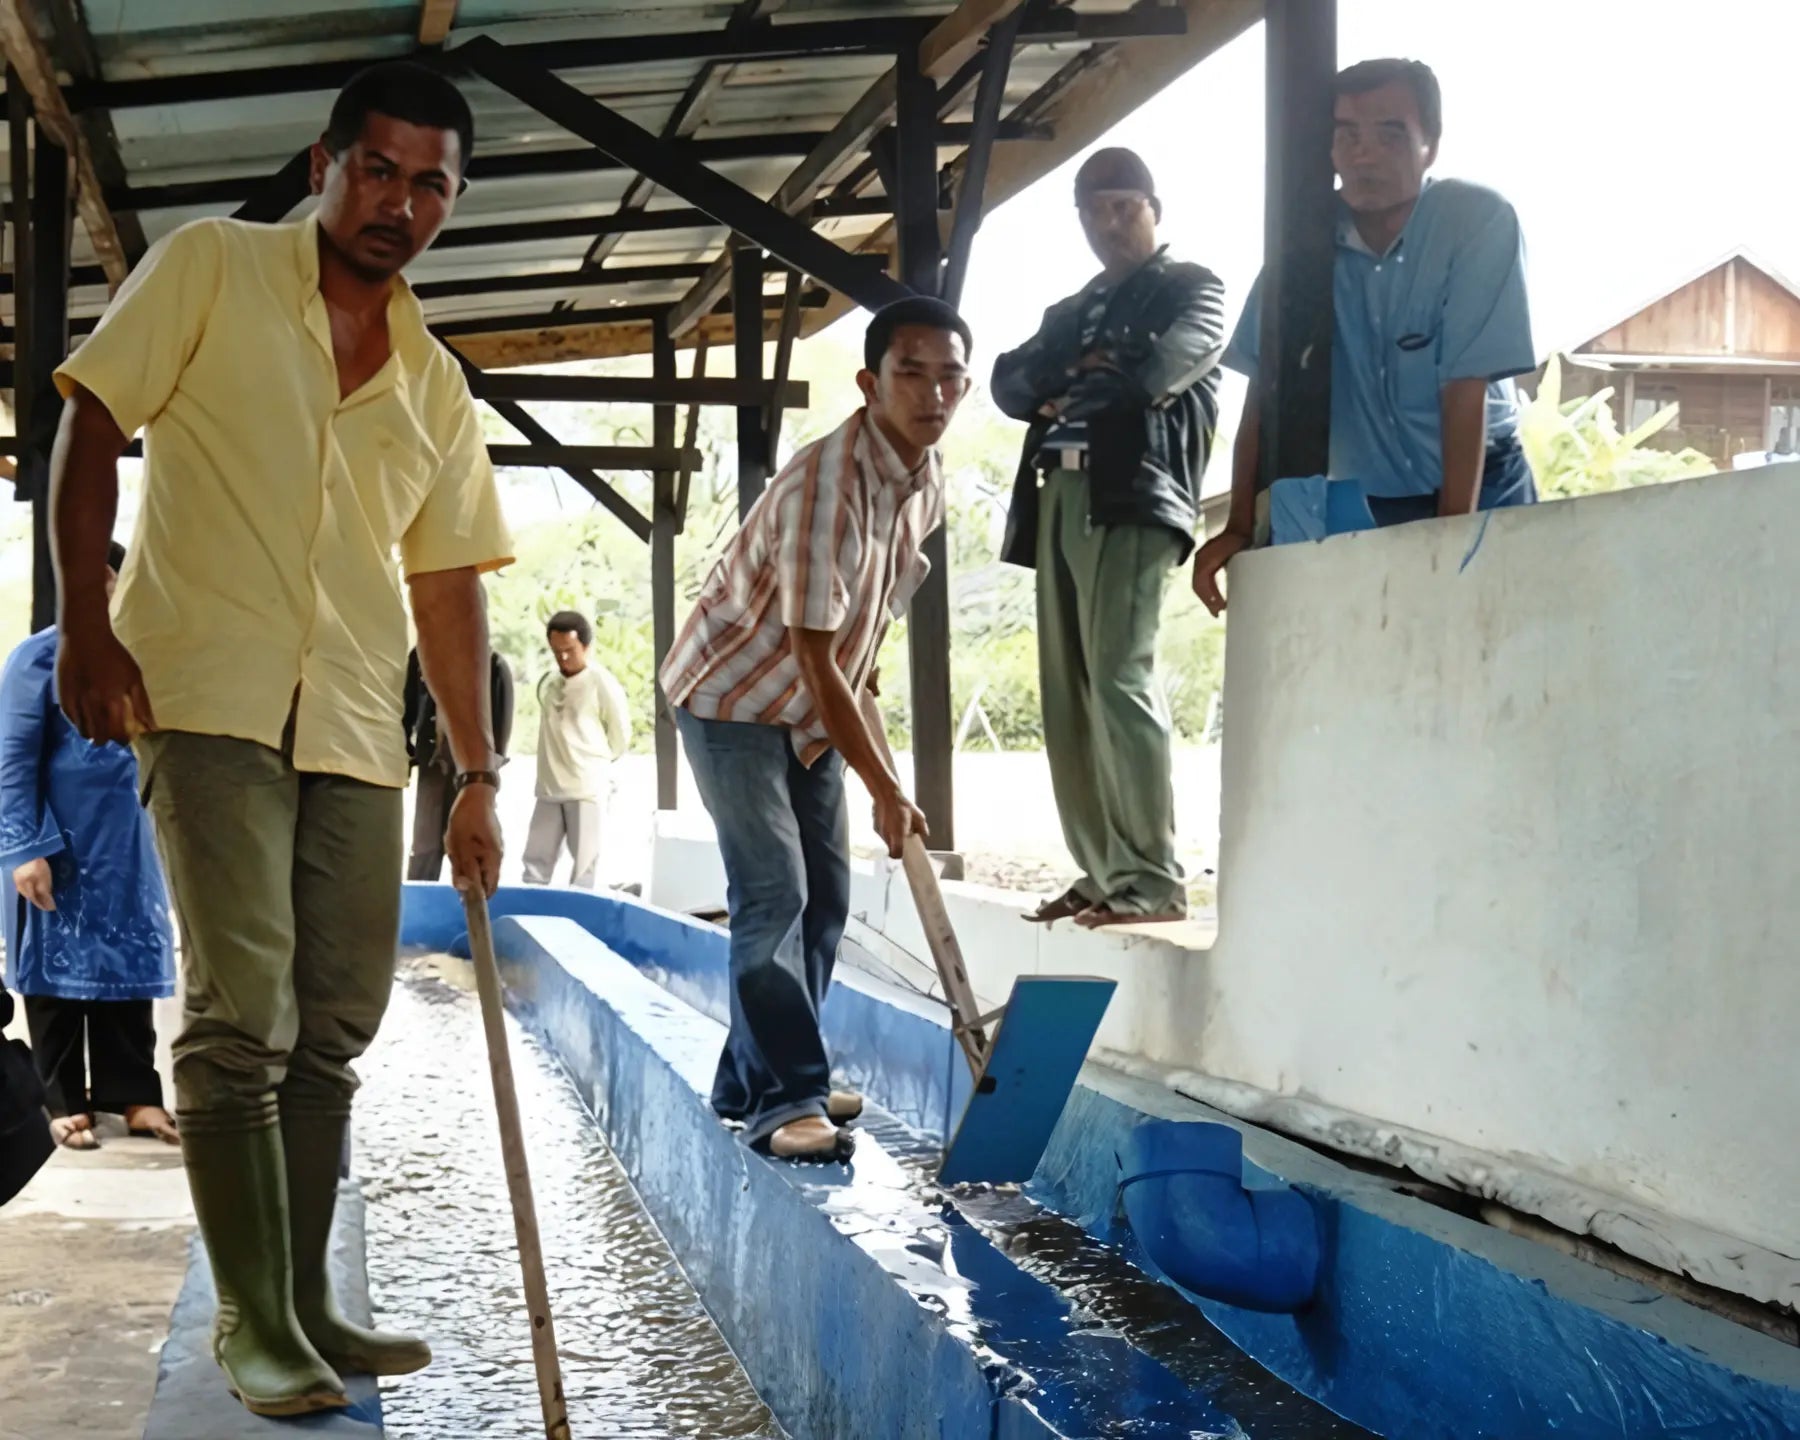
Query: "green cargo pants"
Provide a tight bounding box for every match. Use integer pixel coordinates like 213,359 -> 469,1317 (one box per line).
135,730 -> 404,1120
1036,469 -> 1186,916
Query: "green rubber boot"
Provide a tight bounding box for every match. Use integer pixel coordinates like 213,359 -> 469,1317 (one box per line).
179,1109 -> 350,1417
282,1105 -> 433,1377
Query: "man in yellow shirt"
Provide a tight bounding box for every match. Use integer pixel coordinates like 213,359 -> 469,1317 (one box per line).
524,610 -> 631,888
49,64 -> 511,1418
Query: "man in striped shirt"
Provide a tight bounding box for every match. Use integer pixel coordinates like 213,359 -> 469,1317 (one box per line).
661,296 -> 972,1162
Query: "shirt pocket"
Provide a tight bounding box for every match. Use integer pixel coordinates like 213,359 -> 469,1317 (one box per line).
1391,322 -> 1443,416
346,399 -> 440,545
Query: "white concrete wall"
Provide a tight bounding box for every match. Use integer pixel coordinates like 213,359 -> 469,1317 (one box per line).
1210,463 -> 1800,1259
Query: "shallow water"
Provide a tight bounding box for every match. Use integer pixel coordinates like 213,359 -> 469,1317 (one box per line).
354,954 -> 783,1439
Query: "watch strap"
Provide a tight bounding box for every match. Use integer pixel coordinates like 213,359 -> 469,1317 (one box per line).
453,768 -> 501,794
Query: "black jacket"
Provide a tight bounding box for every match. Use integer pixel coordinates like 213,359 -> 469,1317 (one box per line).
991,249 -> 1225,566
403,649 -> 515,769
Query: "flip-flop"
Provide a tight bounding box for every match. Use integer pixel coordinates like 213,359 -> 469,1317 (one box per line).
1074,902 -> 1188,930
1022,887 -> 1094,925
124,1106 -> 181,1145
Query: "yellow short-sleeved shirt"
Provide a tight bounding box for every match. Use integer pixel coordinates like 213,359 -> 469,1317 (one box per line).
55,214 -> 513,788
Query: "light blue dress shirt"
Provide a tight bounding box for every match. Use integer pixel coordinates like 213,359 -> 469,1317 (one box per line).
1225,177 -> 1537,499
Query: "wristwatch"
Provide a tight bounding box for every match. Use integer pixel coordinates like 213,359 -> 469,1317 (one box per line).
453,769 -> 501,795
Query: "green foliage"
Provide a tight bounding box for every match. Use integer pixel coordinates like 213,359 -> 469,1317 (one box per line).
1521,353 -> 1715,499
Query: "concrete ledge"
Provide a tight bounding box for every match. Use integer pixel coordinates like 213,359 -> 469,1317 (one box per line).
144,1184 -> 384,1439
488,913 -> 1282,1440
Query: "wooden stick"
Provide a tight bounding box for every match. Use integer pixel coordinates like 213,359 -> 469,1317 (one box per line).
462,889 -> 573,1440
900,834 -> 989,1074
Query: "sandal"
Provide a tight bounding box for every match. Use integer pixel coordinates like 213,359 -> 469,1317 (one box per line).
1074,901 -> 1188,930
1022,887 -> 1094,925
125,1105 -> 181,1145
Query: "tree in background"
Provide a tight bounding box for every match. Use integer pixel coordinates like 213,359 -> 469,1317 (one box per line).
1521,353 -> 1715,499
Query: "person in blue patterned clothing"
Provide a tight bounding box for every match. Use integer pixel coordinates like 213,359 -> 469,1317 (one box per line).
1,542 -> 176,1149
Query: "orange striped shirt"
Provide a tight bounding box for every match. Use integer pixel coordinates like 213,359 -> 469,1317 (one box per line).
659,409 -> 942,766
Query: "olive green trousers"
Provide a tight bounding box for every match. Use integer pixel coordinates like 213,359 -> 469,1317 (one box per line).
135,730 -> 403,1121
1035,470 -> 1187,915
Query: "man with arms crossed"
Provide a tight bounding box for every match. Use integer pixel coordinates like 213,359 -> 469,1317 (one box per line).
660,297 -> 971,1162
50,64 -> 511,1417
1192,57 -> 1538,612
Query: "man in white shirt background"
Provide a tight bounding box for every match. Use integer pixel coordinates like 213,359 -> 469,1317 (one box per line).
523,610 -> 630,888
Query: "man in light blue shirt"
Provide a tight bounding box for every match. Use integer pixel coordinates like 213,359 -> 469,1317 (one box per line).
1193,58 -> 1538,613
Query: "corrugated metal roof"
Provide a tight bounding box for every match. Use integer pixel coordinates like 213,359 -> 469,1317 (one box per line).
3,1 -> 1187,357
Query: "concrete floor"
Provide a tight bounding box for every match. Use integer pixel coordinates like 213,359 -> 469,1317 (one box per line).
0,997 -> 189,1440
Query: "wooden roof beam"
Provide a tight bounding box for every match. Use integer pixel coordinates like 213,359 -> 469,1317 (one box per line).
804,0 -> 1252,339
0,0 -> 127,288
563,0 -> 792,292
665,0 -> 1027,337
418,1 -> 458,48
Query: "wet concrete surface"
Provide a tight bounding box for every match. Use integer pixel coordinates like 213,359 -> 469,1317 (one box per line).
355,956 -> 782,1439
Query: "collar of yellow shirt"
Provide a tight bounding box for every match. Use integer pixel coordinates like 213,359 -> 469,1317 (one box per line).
291,212 -> 442,397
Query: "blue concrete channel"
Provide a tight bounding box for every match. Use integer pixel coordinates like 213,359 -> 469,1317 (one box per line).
149,882 -> 1800,1438
396,883 -> 1800,1440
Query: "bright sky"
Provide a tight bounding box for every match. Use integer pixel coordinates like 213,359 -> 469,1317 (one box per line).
951,0 -> 1799,396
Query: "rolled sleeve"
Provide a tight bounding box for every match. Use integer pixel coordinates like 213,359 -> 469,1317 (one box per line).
1440,197 -> 1537,383
774,444 -> 849,633
1221,271 -> 1265,381
54,220 -> 220,435
400,376 -> 514,578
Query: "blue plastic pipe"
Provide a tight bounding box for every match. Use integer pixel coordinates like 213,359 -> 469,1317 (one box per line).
1118,1120 -> 1322,1314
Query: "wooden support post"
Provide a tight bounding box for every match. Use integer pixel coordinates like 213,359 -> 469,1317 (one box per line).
10,81 -> 73,635
675,341 -> 709,534
766,268 -> 804,465
732,243 -> 770,519
652,315 -> 680,811
892,46 -> 943,295
1257,0 -> 1336,492
890,44 -> 957,850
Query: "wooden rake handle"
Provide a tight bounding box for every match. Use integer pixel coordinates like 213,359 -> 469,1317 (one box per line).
462,888 -> 573,1440
900,834 -> 989,1075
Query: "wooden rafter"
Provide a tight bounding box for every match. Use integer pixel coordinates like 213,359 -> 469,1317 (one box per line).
805,0 -> 1259,337
0,0 -> 127,288
556,0 -> 789,298
666,0 -> 1028,336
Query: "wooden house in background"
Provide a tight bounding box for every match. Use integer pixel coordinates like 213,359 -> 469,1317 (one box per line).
1524,248 -> 1800,467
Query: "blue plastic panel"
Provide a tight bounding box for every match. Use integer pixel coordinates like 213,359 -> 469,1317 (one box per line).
940,975 -> 1115,1186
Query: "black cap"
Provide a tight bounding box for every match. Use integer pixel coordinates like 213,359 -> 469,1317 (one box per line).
1075,146 -> 1156,201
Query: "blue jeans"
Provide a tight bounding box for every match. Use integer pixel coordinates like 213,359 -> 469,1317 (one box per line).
676,709 -> 850,1146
